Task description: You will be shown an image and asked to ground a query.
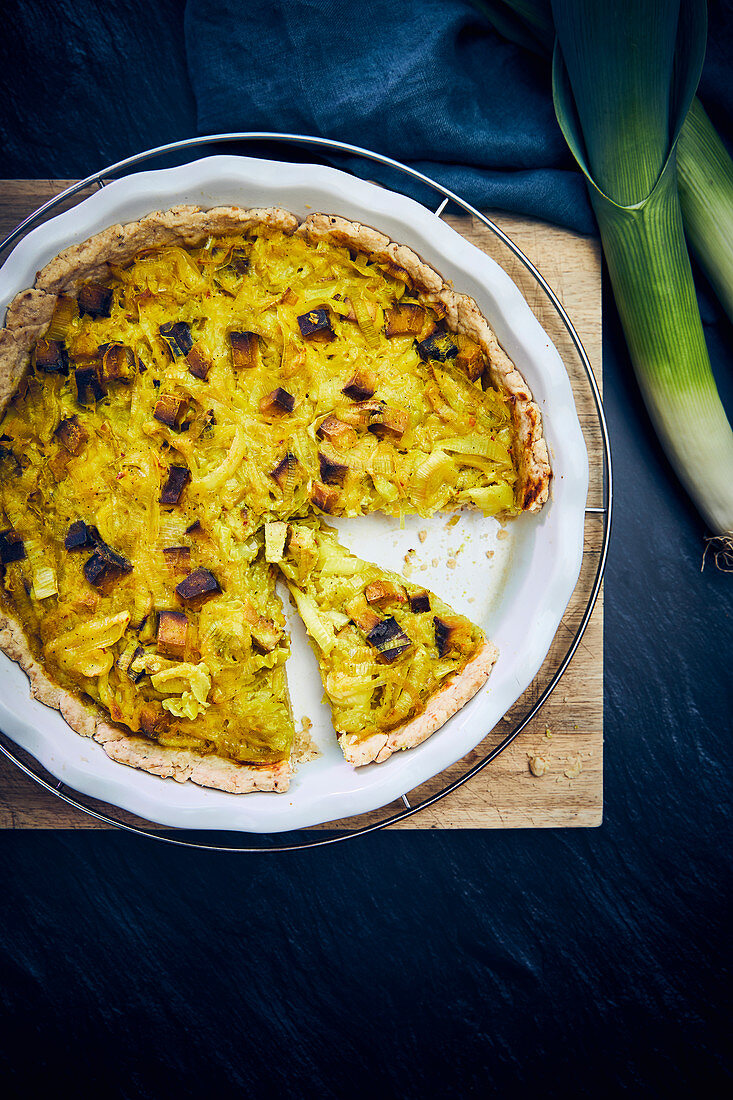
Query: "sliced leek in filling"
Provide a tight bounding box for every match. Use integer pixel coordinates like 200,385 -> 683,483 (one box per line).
0,224 -> 518,771
278,520 -> 485,744
0,385 -> 293,763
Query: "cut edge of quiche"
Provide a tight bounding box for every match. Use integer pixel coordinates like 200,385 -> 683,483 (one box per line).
0,203 -> 546,794
277,519 -> 499,767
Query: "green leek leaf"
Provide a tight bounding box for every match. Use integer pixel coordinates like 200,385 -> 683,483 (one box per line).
551,0 -> 733,535
677,97 -> 733,322
475,0 -> 733,322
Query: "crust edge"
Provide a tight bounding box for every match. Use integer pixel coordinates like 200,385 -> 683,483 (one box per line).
0,607 -> 291,794
338,639 -> 499,767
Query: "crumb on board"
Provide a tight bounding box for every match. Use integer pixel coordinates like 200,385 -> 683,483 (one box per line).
564,754 -> 583,779
446,557 -> 457,570
418,529 -> 427,543
544,727 -> 553,739
528,753 -> 550,777
496,528 -> 509,541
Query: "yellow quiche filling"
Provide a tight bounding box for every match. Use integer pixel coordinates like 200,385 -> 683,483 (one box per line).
278,520 -> 485,743
0,222 -> 524,772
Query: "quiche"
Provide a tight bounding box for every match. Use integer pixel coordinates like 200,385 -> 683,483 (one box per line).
0,204 -> 550,794
277,519 -> 498,766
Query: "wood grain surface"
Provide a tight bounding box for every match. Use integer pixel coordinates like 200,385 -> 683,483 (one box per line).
0,181 -> 603,830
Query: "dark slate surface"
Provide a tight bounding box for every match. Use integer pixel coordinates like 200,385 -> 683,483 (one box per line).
0,2 -> 731,1095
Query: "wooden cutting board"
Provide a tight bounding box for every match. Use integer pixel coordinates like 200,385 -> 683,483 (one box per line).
0,180 -> 603,830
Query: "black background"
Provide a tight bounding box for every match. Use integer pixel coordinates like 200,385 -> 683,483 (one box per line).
0,2 -> 731,1095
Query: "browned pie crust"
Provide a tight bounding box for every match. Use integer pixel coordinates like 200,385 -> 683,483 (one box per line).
338,640 -> 499,766
0,203 -> 549,794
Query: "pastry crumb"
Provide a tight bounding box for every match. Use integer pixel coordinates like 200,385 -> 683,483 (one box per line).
420,563 -> 428,571
418,529 -> 427,543
445,516 -> 460,528
431,557 -> 439,567
293,715 -> 321,764
496,528 -> 509,541
446,557 -> 457,570
485,549 -> 494,559
564,755 -> 583,779
544,727 -> 553,739
528,753 -> 550,777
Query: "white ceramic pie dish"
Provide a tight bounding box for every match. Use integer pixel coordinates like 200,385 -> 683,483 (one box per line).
0,154 -> 588,831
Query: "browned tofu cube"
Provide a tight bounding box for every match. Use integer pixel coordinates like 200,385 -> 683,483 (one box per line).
368,405 -> 408,441
365,580 -> 405,607
33,339 -> 69,374
100,343 -> 136,383
310,481 -> 340,514
384,303 -> 425,337
153,394 -> 187,428
186,345 -> 211,380
316,415 -> 357,448
318,452 -> 349,486
54,415 -> 89,456
175,568 -> 221,604
260,388 -> 295,416
160,466 -> 190,506
342,370 -> 376,401
162,546 -> 192,573
77,283 -> 113,318
229,330 -> 260,369
455,337 -> 485,382
344,594 -> 382,634
157,609 -> 189,658
297,307 -> 334,342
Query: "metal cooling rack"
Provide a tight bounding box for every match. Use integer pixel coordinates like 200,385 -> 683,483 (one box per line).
0,134 -> 612,849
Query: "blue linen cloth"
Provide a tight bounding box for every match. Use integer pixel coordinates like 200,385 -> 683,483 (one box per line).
184,0 -> 597,233
185,0 -> 732,237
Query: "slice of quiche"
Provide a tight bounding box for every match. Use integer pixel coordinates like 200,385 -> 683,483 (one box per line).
276,519 -> 498,766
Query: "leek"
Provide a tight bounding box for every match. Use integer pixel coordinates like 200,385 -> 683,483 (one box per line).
474,0 -> 733,321
676,97 -> 733,322
549,0 -> 733,535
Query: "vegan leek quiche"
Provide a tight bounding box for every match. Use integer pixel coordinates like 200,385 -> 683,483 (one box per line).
0,205 -> 550,794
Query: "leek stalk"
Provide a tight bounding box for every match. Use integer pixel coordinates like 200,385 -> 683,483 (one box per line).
474,0 -> 733,322
550,0 -> 733,535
